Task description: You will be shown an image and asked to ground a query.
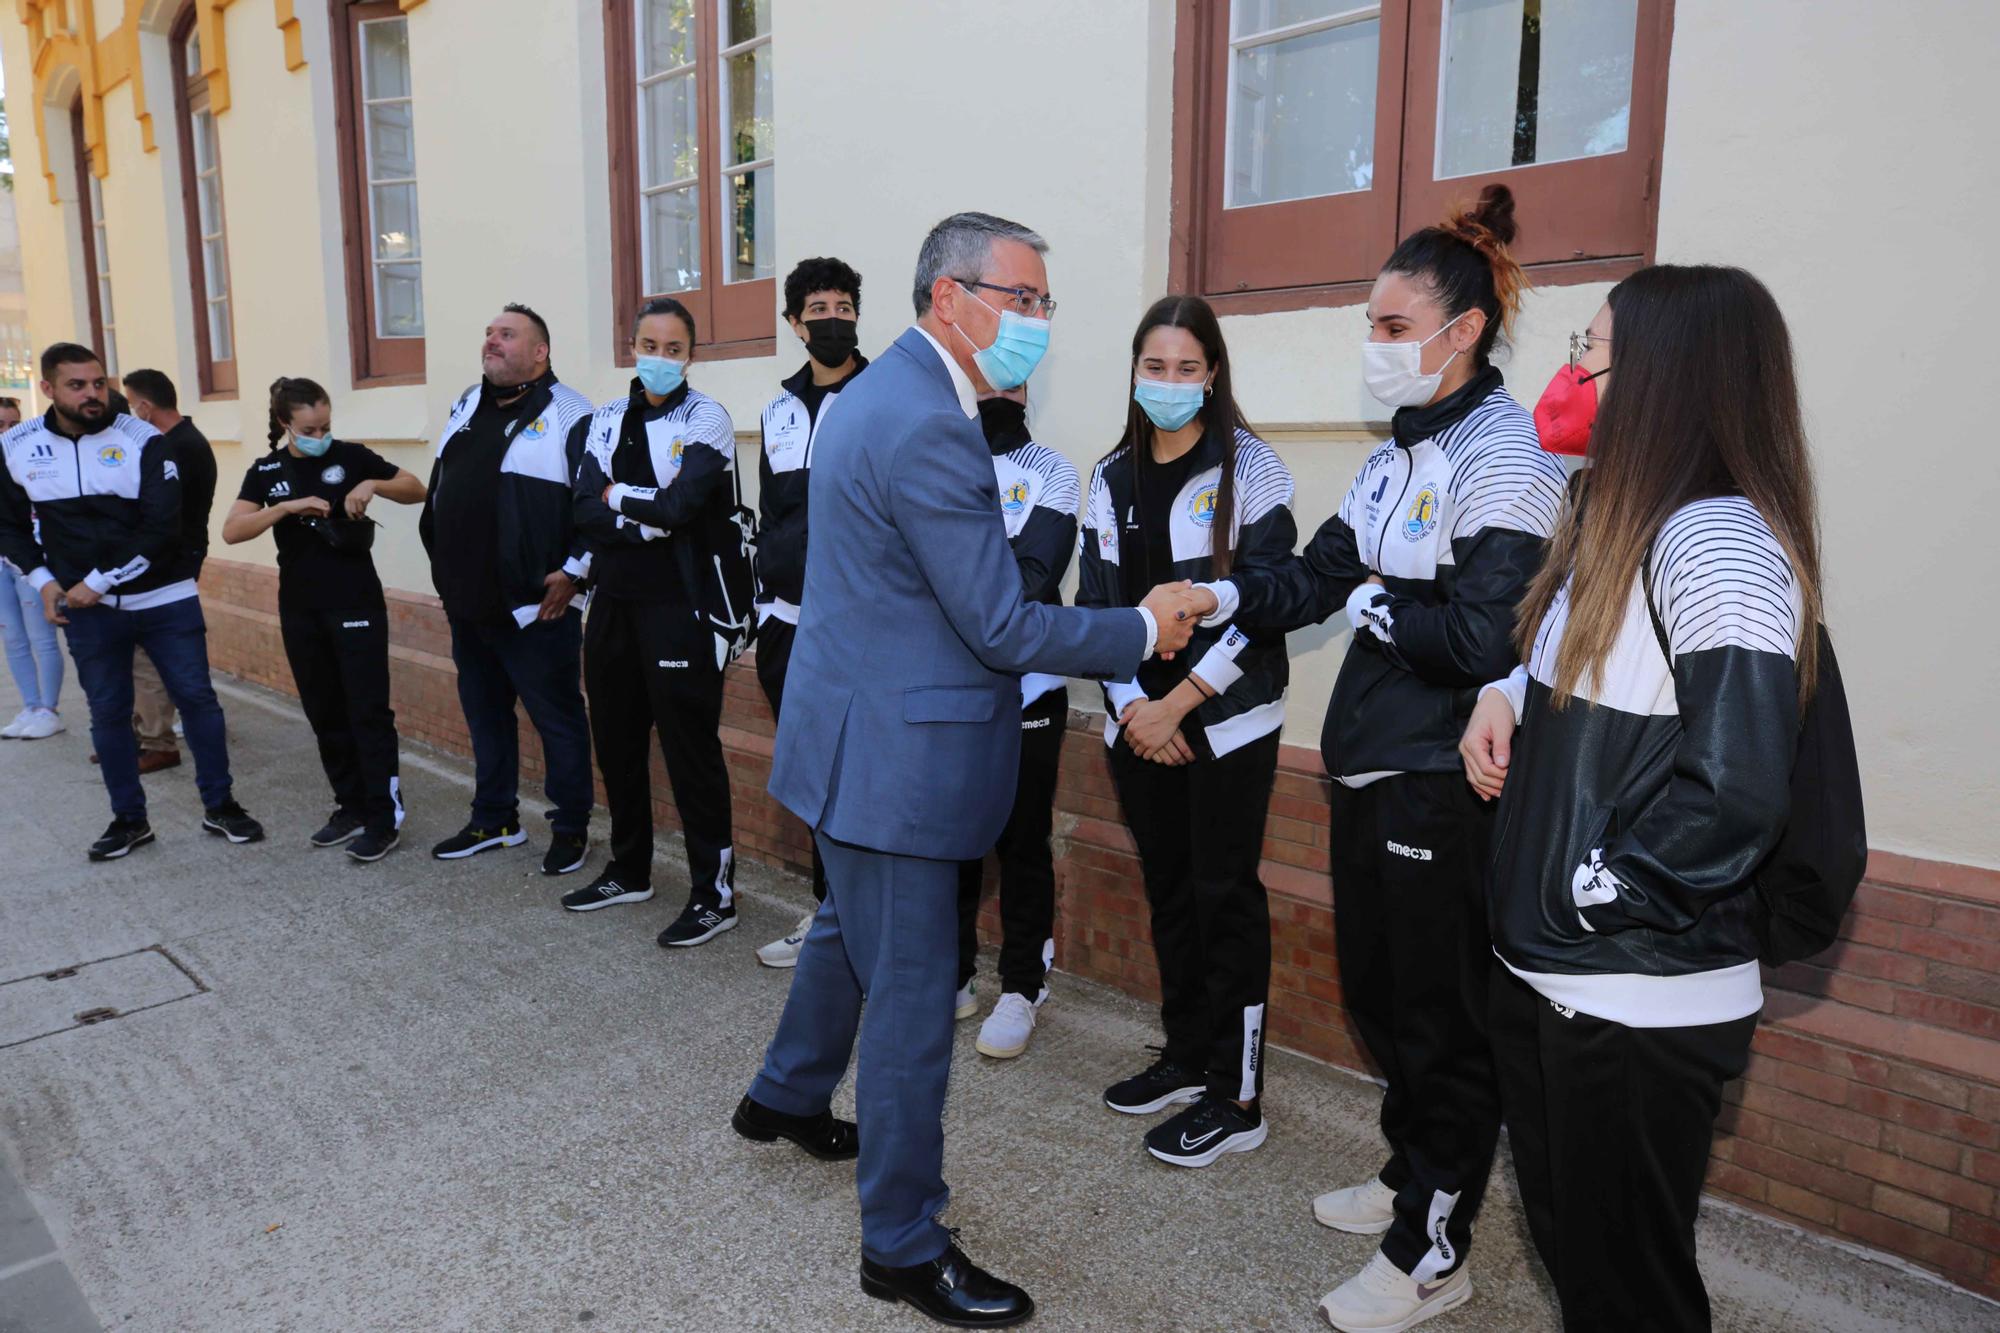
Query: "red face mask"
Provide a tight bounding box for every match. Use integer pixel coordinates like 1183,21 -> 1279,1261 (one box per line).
1533,363 -> 1606,457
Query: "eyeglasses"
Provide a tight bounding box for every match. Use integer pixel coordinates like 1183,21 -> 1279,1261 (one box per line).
1567,330 -> 1612,370
959,280 -> 1058,320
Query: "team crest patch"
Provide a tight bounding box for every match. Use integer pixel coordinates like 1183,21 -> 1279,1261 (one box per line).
1187,486 -> 1218,526
321,464 -> 347,485
521,417 -> 549,440
670,438 -> 685,464
1402,484 -> 1441,541
97,443 -> 126,468
1002,481 -> 1029,514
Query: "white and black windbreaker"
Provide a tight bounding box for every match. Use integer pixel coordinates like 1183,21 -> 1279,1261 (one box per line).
0,411 -> 196,608
754,356 -> 866,624
987,419 -> 1080,712
1214,368 -> 1564,782
1078,425 -> 1296,758
1485,495 -> 1803,1028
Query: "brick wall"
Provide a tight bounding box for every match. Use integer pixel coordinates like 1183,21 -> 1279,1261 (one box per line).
197,558 -> 2000,1299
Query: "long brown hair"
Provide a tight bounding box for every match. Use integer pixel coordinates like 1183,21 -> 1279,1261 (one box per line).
1514,265 -> 1822,705
1382,183 -> 1529,366
1105,295 -> 1249,578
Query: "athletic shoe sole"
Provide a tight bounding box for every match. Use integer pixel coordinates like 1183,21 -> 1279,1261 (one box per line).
755,945 -> 804,968
1318,1275 -> 1471,1332
662,914 -> 738,947
1313,1198 -> 1396,1235
347,834 -> 401,863
542,848 -> 589,876
201,818 -> 265,844
859,1273 -> 1034,1328
88,830 -> 155,862
1147,1119 -> 1269,1168
975,1032 -> 1032,1059
1105,1085 -> 1205,1116
955,997 -> 980,1021
562,886 -> 655,912
310,827 -> 366,848
432,830 -> 528,860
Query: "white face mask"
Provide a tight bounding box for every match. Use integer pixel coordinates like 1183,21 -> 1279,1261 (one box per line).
1361,311 -> 1469,409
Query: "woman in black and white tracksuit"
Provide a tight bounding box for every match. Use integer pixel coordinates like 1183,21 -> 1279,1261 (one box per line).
1188,186 -> 1564,1329
1079,295 -> 1295,1169
565,297 -> 740,950
1462,265 -> 1823,1332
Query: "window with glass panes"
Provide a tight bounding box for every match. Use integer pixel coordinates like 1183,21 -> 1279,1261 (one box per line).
334,0 -> 425,381
608,0 -> 776,358
1172,0 -> 1672,311
88,175 -> 118,381
174,7 -> 238,395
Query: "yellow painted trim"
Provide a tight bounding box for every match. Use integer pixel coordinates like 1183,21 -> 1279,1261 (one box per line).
274,0 -> 303,71
400,0 -> 427,11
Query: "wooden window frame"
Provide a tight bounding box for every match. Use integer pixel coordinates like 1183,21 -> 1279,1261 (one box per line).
171,4 -> 238,398
331,0 -> 425,385
604,0 -> 775,365
1171,0 -> 1675,314
70,101 -> 109,373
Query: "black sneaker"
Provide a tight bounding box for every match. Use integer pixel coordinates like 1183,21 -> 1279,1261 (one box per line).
346,828 -> 401,863
1145,1095 -> 1267,1168
87,818 -> 154,862
201,801 -> 266,844
542,832 -> 589,876
658,899 -> 737,948
309,811 -> 367,848
560,871 -> 654,912
1104,1047 -> 1206,1115
431,821 -> 527,859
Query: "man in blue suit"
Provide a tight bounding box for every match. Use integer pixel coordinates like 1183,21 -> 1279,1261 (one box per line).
731,213 -> 1199,1327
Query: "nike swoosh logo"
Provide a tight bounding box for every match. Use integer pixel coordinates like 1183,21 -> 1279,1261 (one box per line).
1417,1280 -> 1455,1301
1178,1128 -> 1224,1150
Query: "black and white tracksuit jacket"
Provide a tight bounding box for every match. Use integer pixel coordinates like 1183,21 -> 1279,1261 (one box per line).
1486,496 -> 1803,1027
754,356 -> 866,626
1078,426 -> 1296,758
987,419 -> 1080,711
418,372 -> 595,626
1208,369 -> 1564,781
0,411 -> 197,609
569,380 -> 738,605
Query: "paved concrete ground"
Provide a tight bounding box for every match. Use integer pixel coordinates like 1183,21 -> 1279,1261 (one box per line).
1,664 -> 1995,1333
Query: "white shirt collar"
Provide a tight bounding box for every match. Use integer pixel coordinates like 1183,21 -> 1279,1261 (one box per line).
913,324 -> 979,420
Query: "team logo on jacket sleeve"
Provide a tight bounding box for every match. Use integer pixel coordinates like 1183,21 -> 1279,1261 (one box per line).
1188,486 -> 1218,526
1403,483 -> 1441,541
1002,480 -> 1029,514
97,443 -> 126,468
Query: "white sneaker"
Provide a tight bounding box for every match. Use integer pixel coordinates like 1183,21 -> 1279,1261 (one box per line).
1313,1176 -> 1398,1234
974,988 -> 1048,1059
0,707 -> 32,738
1318,1252 -> 1470,1332
954,979 -> 978,1021
755,909 -> 816,969
15,709 -> 64,740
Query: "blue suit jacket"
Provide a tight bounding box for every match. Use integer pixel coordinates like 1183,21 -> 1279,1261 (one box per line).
769,328 -> 1147,861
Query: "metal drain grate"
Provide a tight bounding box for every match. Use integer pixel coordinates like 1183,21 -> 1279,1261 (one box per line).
0,946 -> 207,1049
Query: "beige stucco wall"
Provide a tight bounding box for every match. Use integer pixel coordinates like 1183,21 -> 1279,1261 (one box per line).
3,0 -> 1991,869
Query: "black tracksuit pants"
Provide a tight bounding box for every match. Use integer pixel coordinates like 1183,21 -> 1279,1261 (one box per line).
753,616 -> 827,905
1326,770 -> 1502,1280
1110,728 -> 1279,1103
584,596 -> 733,903
956,686 -> 1068,998
1489,967 -> 1757,1331
280,604 -> 402,834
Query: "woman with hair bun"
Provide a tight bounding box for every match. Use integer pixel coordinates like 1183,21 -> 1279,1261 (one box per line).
221,378 -> 425,861
1178,184 -> 1566,1330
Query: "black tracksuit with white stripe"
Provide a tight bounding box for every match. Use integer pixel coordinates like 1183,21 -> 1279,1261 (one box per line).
1485,495 -> 1800,1331
1214,368 -> 1565,1279
571,380 -> 738,904
955,408 -> 1080,1000
1078,424 -> 1296,1102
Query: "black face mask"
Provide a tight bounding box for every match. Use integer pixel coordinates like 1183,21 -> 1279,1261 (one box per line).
802,317 -> 859,368
977,397 -> 1029,452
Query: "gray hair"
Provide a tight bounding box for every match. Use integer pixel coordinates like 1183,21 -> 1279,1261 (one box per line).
911,212 -> 1048,317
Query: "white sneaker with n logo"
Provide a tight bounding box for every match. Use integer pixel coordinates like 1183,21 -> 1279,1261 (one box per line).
1317,1251 -> 1470,1332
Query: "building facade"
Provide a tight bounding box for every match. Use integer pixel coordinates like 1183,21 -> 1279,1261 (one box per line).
7,0 -> 1999,1296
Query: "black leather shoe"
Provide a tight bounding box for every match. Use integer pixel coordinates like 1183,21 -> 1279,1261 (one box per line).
859,1242 -> 1034,1328
731,1095 -> 858,1161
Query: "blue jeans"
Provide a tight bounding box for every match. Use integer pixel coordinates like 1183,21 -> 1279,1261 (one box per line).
448,610 -> 592,836
63,597 -> 233,820
0,566 -> 64,711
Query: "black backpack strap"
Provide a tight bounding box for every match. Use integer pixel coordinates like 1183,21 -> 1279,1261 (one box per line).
1640,539 -> 1673,669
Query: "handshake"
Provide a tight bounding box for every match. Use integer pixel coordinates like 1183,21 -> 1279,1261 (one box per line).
1138,580 -> 1220,658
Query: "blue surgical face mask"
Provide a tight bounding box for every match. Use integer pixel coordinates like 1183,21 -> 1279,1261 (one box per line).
953,285 -> 1049,390
292,432 -> 332,458
1133,376 -> 1208,432
636,355 -> 686,397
